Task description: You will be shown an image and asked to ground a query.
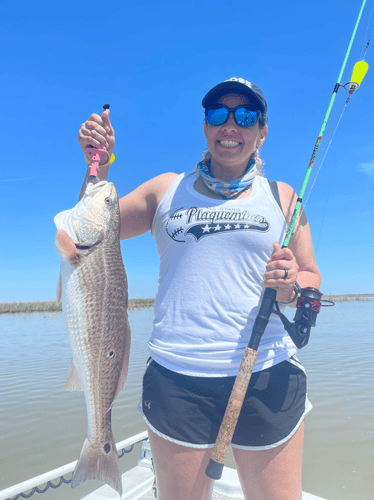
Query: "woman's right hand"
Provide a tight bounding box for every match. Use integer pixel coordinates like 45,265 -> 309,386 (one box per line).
78,108 -> 115,159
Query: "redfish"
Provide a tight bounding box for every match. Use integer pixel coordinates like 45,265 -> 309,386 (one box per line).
54,181 -> 130,496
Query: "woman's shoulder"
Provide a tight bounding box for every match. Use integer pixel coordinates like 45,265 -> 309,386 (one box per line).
141,172 -> 180,203
256,176 -> 294,191
256,177 -> 296,201
120,172 -> 180,219
275,181 -> 296,201
151,171 -> 180,186
153,171 -> 180,187
272,181 -> 299,224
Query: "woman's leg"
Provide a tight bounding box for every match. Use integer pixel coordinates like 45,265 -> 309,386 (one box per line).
147,426 -> 215,500
232,421 -> 304,500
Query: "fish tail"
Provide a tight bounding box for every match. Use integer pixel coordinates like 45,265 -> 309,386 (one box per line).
71,436 -> 122,496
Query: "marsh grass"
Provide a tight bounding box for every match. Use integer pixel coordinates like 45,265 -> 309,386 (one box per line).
1,295 -> 372,314
323,293 -> 374,302
0,298 -> 155,314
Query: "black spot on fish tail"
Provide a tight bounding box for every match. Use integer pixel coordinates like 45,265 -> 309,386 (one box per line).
104,443 -> 111,454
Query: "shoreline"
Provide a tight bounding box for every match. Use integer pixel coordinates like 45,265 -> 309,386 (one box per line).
1,294 -> 373,314
0,298 -> 155,314
322,293 -> 374,302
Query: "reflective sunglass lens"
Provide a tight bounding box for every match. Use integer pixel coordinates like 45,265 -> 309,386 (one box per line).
235,109 -> 259,127
206,108 -> 228,126
206,107 -> 259,127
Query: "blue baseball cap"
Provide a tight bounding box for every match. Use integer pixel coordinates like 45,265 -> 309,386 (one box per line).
202,77 -> 267,114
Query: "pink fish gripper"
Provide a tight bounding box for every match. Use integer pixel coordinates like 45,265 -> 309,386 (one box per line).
86,146 -> 110,185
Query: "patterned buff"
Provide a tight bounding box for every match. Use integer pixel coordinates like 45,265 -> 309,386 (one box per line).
195,158 -> 257,199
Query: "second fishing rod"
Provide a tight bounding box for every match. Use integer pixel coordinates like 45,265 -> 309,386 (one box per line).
205,0 -> 369,480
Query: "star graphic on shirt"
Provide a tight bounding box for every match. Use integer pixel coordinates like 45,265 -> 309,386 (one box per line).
202,224 -> 211,233
224,224 -> 231,230
235,224 -> 241,229
214,224 -> 222,231
244,224 -> 250,228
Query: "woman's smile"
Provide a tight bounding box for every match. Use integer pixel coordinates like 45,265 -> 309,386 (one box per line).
217,139 -> 240,148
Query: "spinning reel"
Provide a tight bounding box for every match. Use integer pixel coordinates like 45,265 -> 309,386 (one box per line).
274,287 -> 334,349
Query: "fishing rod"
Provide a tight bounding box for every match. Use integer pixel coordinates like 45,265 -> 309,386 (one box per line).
206,0 -> 369,480
85,103 -> 111,184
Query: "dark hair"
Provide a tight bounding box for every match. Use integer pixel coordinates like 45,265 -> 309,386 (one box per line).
258,109 -> 268,128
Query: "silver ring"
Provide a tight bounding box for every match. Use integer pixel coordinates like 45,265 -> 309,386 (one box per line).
99,149 -> 110,166
283,269 -> 288,280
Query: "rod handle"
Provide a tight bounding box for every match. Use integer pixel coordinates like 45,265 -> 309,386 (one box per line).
206,287 -> 277,480
248,288 -> 276,350
205,459 -> 223,481
205,347 -> 258,479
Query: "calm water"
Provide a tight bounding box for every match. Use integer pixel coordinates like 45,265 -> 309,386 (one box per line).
0,302 -> 373,500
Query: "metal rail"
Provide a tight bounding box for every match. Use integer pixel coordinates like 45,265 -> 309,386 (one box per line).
0,431 -> 148,500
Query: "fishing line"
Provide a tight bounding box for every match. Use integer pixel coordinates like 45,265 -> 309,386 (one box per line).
309,130 -> 341,257
303,102 -> 347,208
303,94 -> 357,258
302,104 -> 347,256
360,3 -> 374,59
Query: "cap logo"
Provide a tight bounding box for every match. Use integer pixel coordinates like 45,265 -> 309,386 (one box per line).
227,77 -> 250,87
202,77 -> 267,116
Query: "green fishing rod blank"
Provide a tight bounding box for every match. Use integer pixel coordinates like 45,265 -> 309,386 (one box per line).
283,0 -> 368,247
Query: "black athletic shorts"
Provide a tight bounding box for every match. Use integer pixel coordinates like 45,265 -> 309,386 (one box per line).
139,356 -> 312,450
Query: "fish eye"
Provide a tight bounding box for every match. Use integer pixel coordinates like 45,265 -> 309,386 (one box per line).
104,197 -> 112,205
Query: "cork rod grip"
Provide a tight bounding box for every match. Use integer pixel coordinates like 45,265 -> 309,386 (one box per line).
205,347 -> 258,480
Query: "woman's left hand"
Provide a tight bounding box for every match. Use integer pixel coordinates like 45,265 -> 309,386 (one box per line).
260,242 -> 299,302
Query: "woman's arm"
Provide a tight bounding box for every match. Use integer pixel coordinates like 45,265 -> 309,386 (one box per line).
77,109 -> 178,240
118,172 -> 178,240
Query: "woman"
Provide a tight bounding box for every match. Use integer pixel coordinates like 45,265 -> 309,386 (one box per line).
78,77 -> 321,500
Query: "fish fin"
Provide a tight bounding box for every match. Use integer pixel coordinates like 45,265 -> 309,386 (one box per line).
56,270 -> 62,306
65,362 -> 83,391
114,344 -> 130,400
55,229 -> 79,264
71,436 -> 122,496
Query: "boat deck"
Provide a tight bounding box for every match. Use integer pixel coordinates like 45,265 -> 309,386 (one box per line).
80,463 -> 326,500
137,492 -> 244,500
0,432 -> 327,500
137,493 -> 322,500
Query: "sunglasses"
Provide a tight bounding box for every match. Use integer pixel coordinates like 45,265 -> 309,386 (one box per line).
205,105 -> 261,128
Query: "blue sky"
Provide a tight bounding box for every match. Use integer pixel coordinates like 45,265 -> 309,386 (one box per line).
1,0 -> 373,302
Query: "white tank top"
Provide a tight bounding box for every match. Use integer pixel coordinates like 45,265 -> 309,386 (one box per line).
148,170 -> 297,376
